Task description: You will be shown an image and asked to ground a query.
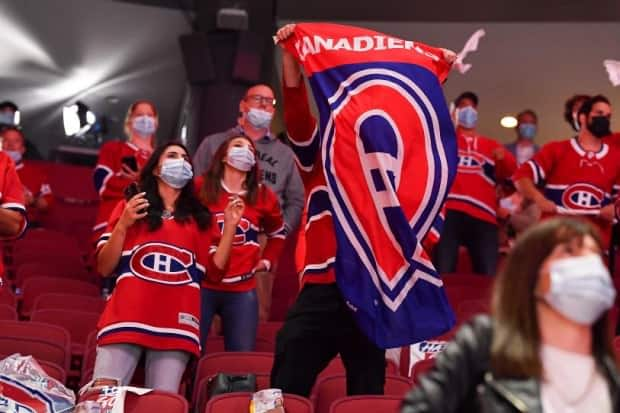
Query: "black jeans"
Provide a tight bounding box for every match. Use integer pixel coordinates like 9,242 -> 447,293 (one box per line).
270,283 -> 386,397
433,209 -> 499,276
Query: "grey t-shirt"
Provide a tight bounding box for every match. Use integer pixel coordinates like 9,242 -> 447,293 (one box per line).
192,127 -> 304,232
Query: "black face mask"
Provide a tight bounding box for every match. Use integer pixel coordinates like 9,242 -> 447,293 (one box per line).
587,116 -> 611,138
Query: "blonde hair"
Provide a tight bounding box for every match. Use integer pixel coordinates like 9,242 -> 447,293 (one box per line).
123,100 -> 158,139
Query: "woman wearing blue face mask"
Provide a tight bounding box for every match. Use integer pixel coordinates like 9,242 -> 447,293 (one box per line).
92,142 -> 242,392
92,100 -> 158,246
196,135 -> 286,352
402,217 -> 619,413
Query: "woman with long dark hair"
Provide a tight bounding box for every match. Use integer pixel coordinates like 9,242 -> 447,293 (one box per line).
198,135 -> 286,351
401,217 -> 619,412
92,142 -> 243,392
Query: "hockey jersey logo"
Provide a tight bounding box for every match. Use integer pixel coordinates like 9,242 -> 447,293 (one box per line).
129,242 -> 194,285
457,152 -> 483,171
562,183 -> 604,210
215,213 -> 257,245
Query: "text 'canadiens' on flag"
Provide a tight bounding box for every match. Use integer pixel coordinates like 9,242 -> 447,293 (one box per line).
281,23 -> 458,348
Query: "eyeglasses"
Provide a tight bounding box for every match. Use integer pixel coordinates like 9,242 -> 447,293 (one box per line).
245,94 -> 276,107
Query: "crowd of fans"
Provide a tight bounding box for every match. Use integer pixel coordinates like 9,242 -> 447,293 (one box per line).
0,22 -> 618,412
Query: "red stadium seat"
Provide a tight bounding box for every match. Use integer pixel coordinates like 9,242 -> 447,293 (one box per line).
21,277 -> 100,317
30,309 -> 100,356
0,320 -> 71,371
205,392 -> 312,413
0,288 -> 16,307
124,389 -> 189,413
329,395 -> 401,413
38,359 -> 67,384
33,293 -> 105,314
194,373 -> 271,413
312,374 -> 411,413
193,352 -> 274,403
0,304 -> 17,320
0,337 -> 68,372
15,262 -> 91,288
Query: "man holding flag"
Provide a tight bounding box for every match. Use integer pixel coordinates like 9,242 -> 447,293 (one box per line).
272,23 -> 458,396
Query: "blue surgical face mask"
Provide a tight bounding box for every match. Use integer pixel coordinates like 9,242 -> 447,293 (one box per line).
544,254 -> 616,325
159,158 -> 193,189
0,112 -> 16,126
227,146 -> 256,172
132,115 -> 157,138
4,150 -> 22,164
518,123 -> 537,140
246,108 -> 273,130
457,106 -> 478,129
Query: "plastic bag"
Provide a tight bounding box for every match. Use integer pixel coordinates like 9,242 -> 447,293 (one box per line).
0,353 -> 75,412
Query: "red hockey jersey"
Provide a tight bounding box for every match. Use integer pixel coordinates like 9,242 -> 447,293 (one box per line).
445,134 -> 517,225
196,177 -> 286,292
514,138 -> 620,246
283,80 -> 338,287
0,153 -> 26,281
92,140 -> 151,236
15,161 -> 53,225
95,201 -> 221,356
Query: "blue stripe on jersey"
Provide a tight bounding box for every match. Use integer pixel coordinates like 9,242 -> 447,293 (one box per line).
289,130 -> 320,169
93,166 -> 111,193
98,326 -> 200,346
307,188 -> 331,220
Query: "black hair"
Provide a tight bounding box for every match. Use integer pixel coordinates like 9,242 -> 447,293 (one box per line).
516,109 -> 538,123
577,95 -> 611,118
563,94 -> 590,128
454,91 -> 479,107
0,101 -> 18,112
137,141 -> 211,232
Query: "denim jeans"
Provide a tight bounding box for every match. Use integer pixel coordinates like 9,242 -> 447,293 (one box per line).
200,288 -> 258,353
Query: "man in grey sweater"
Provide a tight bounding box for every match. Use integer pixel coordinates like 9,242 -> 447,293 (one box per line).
193,84 -> 305,321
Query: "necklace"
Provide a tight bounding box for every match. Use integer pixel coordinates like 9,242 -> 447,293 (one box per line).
162,209 -> 173,219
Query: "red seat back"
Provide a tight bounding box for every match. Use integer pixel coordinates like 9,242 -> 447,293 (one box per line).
0,289 -> 16,307
0,304 -> 17,320
193,352 -> 274,403
0,337 -> 68,371
31,309 -> 100,354
205,392 -> 312,413
15,262 -> 91,288
21,277 -> 100,317
33,293 -> 105,314
312,374 -> 411,413
38,359 -> 67,384
329,395 -> 401,413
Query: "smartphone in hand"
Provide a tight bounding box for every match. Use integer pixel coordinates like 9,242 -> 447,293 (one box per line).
124,182 -> 148,214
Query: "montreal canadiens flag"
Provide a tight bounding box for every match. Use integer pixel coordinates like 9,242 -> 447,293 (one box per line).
281,23 -> 458,348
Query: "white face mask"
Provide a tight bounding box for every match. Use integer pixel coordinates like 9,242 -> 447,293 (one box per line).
544,254 -> 616,325
132,115 -> 157,138
159,158 -> 193,189
227,146 -> 256,172
246,108 -> 273,130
